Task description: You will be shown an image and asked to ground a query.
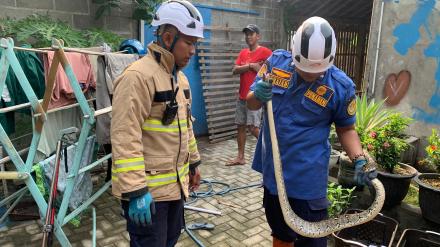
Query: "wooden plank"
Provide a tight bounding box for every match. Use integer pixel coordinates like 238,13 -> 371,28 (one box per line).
209,130 -> 237,139
198,46 -> 239,51
208,125 -> 237,133
198,40 -> 244,45
203,84 -> 238,90
197,45 -> 244,54
204,95 -> 236,103
206,108 -> 236,115
201,71 -> 235,77
203,82 -> 237,87
202,81 -> 238,86
203,90 -> 235,97
202,77 -> 240,85
199,59 -> 235,64
199,40 -> 273,46
205,102 -> 236,110
208,120 -> 235,128
207,114 -> 235,122
208,134 -> 235,143
198,52 -> 239,57
202,77 -> 237,83
200,65 -> 233,70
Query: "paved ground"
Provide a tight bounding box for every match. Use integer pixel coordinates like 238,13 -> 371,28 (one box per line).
1,136 -> 438,246
0,136 -> 276,247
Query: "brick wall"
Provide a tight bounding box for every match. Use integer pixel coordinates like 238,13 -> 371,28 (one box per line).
0,0 -> 139,39
0,0 -> 285,49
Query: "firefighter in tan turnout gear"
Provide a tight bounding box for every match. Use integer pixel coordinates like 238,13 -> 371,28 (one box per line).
110,1 -> 204,246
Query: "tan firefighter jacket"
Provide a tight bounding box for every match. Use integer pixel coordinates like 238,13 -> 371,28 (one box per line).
111,42 -> 201,202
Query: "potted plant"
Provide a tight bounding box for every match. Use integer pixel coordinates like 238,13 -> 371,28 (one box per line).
363,113 -> 418,208
414,128 -> 440,224
327,182 -> 356,217
338,95 -> 391,188
327,180 -> 399,247
355,94 -> 392,139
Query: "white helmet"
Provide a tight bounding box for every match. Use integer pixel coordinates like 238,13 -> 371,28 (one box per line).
292,16 -> 336,73
151,0 -> 204,39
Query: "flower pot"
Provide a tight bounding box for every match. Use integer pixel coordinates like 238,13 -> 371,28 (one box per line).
414,173 -> 440,224
329,149 -> 341,167
329,150 -> 341,178
377,163 -> 418,208
400,135 -> 419,166
332,209 -> 399,247
396,228 -> 440,247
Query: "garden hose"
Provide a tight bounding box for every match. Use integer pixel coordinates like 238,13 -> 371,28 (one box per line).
184,179 -> 262,246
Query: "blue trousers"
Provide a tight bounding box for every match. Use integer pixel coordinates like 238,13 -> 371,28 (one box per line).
263,188 -> 328,247
121,198 -> 184,247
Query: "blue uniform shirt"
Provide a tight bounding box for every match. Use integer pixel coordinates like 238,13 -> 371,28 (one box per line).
250,49 -> 356,200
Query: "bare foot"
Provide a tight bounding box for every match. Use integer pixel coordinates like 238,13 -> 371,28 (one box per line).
226,158 -> 246,166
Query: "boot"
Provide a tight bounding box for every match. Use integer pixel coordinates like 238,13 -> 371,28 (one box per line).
273,236 -> 294,247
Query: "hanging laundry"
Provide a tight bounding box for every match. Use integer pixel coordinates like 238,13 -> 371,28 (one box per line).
88,55 -> 99,83
0,48 -> 46,134
37,107 -> 82,159
40,135 -> 95,210
43,51 -> 96,109
104,53 -> 139,95
0,100 -> 15,135
81,44 -> 112,81
1,86 -> 11,103
95,53 -> 139,145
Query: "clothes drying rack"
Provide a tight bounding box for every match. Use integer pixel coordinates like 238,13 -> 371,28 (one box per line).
0,37 -> 112,247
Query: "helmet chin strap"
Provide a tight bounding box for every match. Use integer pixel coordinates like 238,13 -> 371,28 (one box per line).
157,33 -> 179,52
157,32 -> 181,70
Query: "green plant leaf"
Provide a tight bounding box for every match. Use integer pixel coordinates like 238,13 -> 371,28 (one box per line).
1,14 -> 122,49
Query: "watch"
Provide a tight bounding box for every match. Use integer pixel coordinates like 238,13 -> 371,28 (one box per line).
352,153 -> 366,162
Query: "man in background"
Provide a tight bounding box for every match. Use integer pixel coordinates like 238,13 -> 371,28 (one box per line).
227,24 -> 272,166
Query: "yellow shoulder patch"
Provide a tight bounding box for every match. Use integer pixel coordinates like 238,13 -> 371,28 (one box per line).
270,67 -> 292,89
272,68 -> 292,79
257,64 -> 268,78
347,98 -> 356,116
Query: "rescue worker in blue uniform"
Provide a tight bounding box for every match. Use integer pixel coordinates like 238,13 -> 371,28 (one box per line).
246,17 -> 377,247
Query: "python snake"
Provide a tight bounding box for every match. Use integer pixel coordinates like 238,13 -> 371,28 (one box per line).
266,100 -> 385,238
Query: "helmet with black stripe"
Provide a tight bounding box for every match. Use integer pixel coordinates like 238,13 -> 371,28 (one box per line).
292,17 -> 336,73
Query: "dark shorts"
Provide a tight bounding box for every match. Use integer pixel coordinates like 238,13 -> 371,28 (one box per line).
121,198 -> 184,247
263,188 -> 328,247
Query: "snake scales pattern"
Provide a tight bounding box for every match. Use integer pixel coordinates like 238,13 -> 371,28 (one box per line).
266,100 -> 385,238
